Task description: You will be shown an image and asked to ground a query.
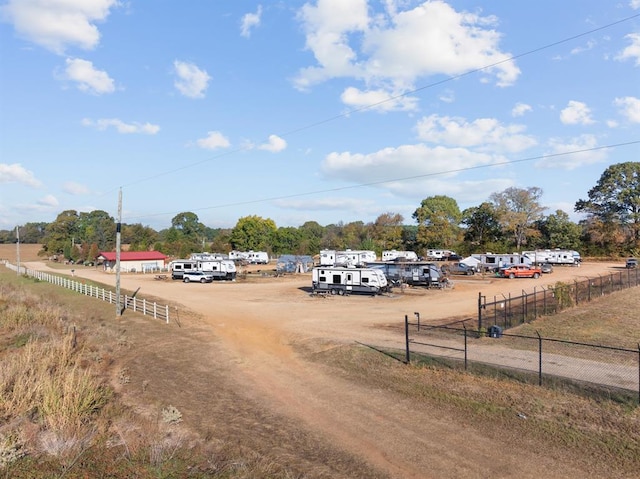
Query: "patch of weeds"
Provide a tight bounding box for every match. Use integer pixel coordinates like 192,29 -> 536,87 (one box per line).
161,406 -> 182,425
13,333 -> 32,348
0,432 -> 27,467
118,368 -> 130,385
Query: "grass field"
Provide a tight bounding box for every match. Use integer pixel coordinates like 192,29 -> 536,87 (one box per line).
1,256 -> 639,478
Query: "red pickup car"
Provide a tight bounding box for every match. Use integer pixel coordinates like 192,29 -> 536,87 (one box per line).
498,264 -> 542,279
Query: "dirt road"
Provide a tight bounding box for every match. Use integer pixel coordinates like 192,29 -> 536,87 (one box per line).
20,259 -> 627,478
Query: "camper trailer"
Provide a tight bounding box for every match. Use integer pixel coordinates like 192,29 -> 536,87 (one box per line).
319,249 -> 377,267
190,253 -> 236,280
169,260 -> 198,280
381,250 -> 419,262
246,251 -> 270,264
523,249 -> 581,266
426,249 -> 456,261
311,266 -> 388,295
471,253 -> 532,272
368,261 -> 444,288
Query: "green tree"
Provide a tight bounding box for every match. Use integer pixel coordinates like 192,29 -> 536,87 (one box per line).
370,213 -> 404,253
298,221 -> 324,254
171,212 -> 205,239
230,215 -> 277,252
461,202 -> 504,253
412,195 -> 462,253
575,161 -> 640,251
536,210 -> 582,250
77,210 -> 116,251
490,187 -> 545,251
41,210 -> 80,257
272,227 -> 303,255
122,223 -> 159,251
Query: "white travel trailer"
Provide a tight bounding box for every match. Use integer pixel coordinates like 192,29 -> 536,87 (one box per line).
228,250 -> 249,262
246,251 -> 269,264
367,261 -> 444,288
426,249 -> 456,261
523,249 -> 581,266
471,253 -> 532,272
311,266 -> 388,295
320,249 -> 377,267
381,250 -> 418,262
190,253 -> 236,280
169,260 -> 197,280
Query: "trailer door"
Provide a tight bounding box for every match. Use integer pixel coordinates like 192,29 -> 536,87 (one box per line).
345,272 -> 353,291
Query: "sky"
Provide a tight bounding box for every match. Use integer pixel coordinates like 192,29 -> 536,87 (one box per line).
1,0 -> 639,232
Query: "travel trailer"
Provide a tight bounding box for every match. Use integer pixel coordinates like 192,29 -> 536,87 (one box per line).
246,251 -> 270,264
190,253 -> 237,280
169,260 -> 197,280
319,249 -> 377,267
368,261 -> 444,288
471,253 -> 532,272
381,250 -> 419,262
426,249 -> 456,261
311,266 -> 388,295
523,249 -> 581,266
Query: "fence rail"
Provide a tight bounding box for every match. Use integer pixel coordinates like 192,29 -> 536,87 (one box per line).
403,316 -> 640,405
479,268 -> 640,330
3,261 -> 170,323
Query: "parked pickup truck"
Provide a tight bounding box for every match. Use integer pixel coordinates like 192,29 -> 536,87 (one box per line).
497,264 -> 542,279
441,262 -> 476,275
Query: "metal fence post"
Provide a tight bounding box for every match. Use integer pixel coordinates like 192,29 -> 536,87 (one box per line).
537,331 -> 543,386
405,314 -> 410,364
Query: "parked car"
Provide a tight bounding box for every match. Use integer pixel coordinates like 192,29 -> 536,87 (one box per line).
540,263 -> 554,274
497,264 -> 542,279
183,271 -> 214,283
441,262 -> 476,275
626,258 -> 638,269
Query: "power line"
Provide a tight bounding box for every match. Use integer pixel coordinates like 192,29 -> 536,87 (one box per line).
123,140 -> 640,222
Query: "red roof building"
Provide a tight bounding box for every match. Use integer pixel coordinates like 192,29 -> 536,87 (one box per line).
98,251 -> 168,273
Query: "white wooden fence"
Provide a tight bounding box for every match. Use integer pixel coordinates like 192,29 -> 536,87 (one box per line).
3,261 -> 170,323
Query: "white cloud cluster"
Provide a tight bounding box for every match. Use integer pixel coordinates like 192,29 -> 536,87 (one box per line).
415,114 -> 537,153
0,163 -> 42,187
511,102 -> 532,117
173,60 -> 211,98
560,101 -> 595,125
82,118 -> 160,134
63,181 -> 90,195
616,33 -> 640,66
295,0 -> 520,110
258,134 -> 287,152
196,131 -> 231,150
0,0 -> 119,54
240,5 -> 262,38
614,96 -> 640,122
538,134 -> 607,170
63,58 -> 115,94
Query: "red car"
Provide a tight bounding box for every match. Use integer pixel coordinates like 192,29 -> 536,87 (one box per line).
498,264 -> 542,279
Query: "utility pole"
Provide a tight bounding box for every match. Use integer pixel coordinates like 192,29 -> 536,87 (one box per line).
15,226 -> 20,275
115,188 -> 122,318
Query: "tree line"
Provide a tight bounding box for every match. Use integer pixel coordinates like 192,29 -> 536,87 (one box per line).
1,162 -> 638,263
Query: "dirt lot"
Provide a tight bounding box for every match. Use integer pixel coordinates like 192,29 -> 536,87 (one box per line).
3,244 -> 632,478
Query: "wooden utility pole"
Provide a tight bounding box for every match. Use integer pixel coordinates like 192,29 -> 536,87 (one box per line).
116,188 -> 122,318
15,226 -> 20,275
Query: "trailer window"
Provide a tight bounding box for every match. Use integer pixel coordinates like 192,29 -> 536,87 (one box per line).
332,274 -> 341,284
362,277 -> 369,283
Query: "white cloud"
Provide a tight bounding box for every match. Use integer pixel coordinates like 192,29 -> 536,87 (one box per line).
0,0 -> 119,54
82,118 -> 160,134
37,194 -> 59,207
511,102 -> 532,117
340,86 -> 418,112
258,134 -> 287,152
63,58 -> 115,94
173,60 -> 211,98
196,131 -> 230,150
614,96 -> 640,123
631,1 -> 640,10
63,181 -> 90,195
559,100 -> 595,125
616,33 -> 640,66
240,5 -> 262,38
415,114 -> 537,153
294,0 -> 520,103
0,163 -> 42,187
537,135 -> 607,170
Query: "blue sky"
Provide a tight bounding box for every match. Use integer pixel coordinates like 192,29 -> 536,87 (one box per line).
1,0 -> 639,231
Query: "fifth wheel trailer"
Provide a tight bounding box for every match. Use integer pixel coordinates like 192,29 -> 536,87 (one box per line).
311,267 -> 388,295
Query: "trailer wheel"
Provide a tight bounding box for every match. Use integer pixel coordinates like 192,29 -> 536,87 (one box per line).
330,289 -> 337,295
338,289 -> 345,296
